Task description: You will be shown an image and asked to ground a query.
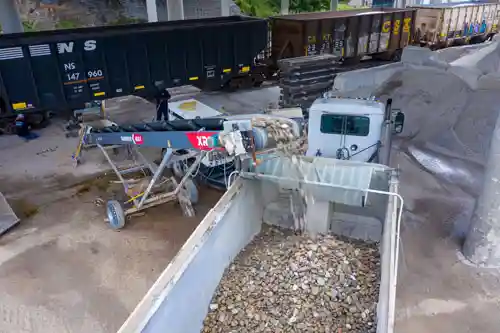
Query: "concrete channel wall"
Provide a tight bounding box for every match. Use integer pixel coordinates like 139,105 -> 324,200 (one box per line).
118,180 -> 265,333
118,164 -> 400,333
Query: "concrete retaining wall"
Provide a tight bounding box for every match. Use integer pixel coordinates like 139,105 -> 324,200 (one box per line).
16,0 -> 238,30
333,63 -> 405,92
333,42 -> 500,93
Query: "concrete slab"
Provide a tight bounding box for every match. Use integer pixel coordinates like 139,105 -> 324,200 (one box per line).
390,146 -> 500,333
0,185 -> 222,333
395,192 -> 500,333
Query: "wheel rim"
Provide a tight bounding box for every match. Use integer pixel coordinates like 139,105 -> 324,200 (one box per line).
107,204 -> 118,228
172,161 -> 185,178
107,201 -> 125,229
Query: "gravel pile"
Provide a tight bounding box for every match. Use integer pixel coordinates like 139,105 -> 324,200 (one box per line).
202,227 -> 380,333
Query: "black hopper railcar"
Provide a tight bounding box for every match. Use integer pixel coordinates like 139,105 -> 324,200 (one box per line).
0,16 -> 268,118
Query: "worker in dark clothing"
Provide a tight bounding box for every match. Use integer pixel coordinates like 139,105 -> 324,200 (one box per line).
155,88 -> 171,121
15,114 -> 39,141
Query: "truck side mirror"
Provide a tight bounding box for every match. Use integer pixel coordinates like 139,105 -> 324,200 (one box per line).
393,110 -> 405,134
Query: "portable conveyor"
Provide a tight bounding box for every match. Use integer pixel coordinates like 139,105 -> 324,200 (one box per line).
82,115 -> 302,229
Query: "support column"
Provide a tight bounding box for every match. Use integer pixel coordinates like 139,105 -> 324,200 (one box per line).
146,0 -> 158,22
280,0 -> 289,15
221,0 -> 230,16
305,201 -> 332,237
462,113 -> 500,267
0,0 -> 23,33
167,0 -> 184,21
330,0 -> 338,11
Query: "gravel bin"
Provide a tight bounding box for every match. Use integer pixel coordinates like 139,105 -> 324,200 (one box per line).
202,227 -> 380,333
118,161 -> 400,333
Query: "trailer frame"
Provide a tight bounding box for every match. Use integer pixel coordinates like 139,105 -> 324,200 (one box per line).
99,143 -> 203,229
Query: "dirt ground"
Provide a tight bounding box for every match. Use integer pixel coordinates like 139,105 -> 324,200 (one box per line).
0,181 -> 222,333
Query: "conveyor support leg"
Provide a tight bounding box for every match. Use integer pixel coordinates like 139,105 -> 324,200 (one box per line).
138,148 -> 173,208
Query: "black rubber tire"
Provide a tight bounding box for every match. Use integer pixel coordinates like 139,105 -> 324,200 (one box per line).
391,49 -> 403,62
182,178 -> 199,204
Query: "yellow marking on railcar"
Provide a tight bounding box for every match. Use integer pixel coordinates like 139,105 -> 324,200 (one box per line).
12,102 -> 27,110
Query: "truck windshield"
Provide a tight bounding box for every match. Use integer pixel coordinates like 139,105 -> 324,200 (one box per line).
320,114 -> 370,137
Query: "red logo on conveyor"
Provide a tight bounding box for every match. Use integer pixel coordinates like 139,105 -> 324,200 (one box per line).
186,131 -> 217,151
132,133 -> 144,145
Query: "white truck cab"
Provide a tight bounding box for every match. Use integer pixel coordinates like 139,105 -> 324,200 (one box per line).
306,95 -> 404,163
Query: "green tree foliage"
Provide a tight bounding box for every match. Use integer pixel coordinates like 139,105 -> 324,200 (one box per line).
289,0 -> 331,12
235,0 -> 350,17
234,0 -> 278,17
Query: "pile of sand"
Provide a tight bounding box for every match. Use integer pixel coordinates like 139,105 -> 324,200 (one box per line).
333,42 -> 500,238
